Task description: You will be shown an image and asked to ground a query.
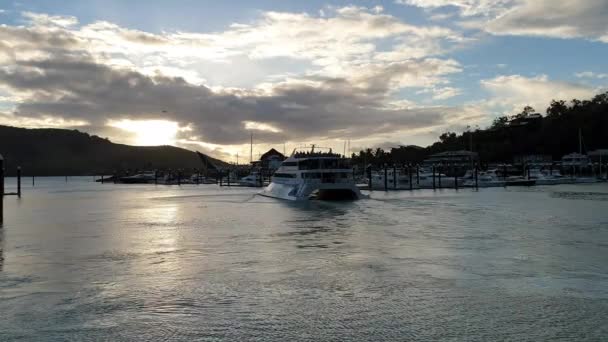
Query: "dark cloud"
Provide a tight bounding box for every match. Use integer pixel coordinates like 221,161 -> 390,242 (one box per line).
0,10 -> 467,147
0,52 -> 457,145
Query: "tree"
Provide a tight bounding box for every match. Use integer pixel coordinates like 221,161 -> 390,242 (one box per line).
491,116 -> 509,129
512,105 -> 536,120
546,100 -> 568,117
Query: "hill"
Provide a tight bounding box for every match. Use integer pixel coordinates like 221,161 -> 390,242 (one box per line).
0,125 -> 228,176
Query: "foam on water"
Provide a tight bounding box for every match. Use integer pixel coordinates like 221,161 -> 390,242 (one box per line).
1,177 -> 607,341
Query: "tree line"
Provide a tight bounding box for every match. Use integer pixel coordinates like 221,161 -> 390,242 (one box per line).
351,91 -> 608,166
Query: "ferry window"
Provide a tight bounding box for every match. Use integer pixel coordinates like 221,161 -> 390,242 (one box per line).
309,159 -> 320,169
282,161 -> 298,167
338,159 -> 350,168
273,173 -> 296,178
323,159 -> 338,169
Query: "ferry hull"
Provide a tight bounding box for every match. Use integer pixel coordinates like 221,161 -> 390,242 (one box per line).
261,182 -> 362,201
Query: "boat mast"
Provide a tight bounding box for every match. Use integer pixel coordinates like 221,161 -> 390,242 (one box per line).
250,133 -> 253,163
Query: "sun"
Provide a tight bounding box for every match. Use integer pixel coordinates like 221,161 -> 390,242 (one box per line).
108,119 -> 181,146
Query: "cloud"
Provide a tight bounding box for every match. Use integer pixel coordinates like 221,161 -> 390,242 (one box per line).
480,74 -> 598,114
417,86 -> 462,100
401,0 -> 608,43
0,54 -> 463,146
0,7 -> 471,153
22,11 -> 79,28
575,71 -> 608,79
396,0 -> 514,17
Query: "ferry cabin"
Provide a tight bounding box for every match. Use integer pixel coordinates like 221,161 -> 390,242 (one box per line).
271,157 -> 353,184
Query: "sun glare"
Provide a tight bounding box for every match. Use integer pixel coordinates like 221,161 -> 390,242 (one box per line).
108,119 -> 181,146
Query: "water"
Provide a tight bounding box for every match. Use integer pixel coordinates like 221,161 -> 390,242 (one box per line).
1,177 -> 607,341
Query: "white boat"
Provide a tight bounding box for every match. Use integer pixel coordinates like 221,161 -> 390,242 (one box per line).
561,153 -> 590,169
369,167 -> 458,189
528,168 -> 572,185
462,169 -> 506,187
260,146 -> 362,201
369,169 -> 412,189
240,171 -> 262,186
417,168 -> 457,188
119,171 -> 157,184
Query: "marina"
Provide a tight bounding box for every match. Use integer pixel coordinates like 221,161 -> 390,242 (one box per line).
1,177 -> 607,340
1,1 -> 608,340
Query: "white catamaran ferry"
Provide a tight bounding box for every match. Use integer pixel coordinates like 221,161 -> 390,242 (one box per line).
261,146 -> 362,201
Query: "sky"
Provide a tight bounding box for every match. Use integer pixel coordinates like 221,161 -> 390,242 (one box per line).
1,0 -> 607,161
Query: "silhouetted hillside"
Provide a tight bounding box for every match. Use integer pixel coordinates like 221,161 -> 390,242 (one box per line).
0,125 -> 227,176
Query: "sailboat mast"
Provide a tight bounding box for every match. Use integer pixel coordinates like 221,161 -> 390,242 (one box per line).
250,133 -> 253,163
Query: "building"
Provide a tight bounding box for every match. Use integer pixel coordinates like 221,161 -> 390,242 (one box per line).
257,148 -> 285,170
509,113 -> 543,127
513,154 -> 553,165
423,150 -> 478,165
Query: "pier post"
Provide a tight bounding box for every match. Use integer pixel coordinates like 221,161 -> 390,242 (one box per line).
65,175 -> 68,182
1,155 -> 4,224
571,165 -> 575,179
438,165 -> 442,188
474,164 -> 479,189
227,170 -> 231,187
408,165 -> 413,190
503,164 -> 507,180
177,170 -> 182,186
32,174 -> 35,187
154,170 -> 158,185
17,167 -> 21,197
454,169 -> 458,190
384,166 -> 388,191
393,165 -> 397,190
367,166 -> 372,190
432,165 -> 436,190
527,166 -> 530,180
416,165 -> 420,186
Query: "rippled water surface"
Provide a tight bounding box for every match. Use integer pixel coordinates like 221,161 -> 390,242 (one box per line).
1,177 -> 607,341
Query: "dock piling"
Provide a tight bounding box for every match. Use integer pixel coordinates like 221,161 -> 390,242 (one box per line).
474,164 -> 479,189
408,165 -> 413,191
416,165 -> 420,186
1,155 -> 4,224
438,165 -> 442,188
393,165 -> 397,190
17,167 -> 21,197
432,165 -> 436,190
384,166 -> 388,191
